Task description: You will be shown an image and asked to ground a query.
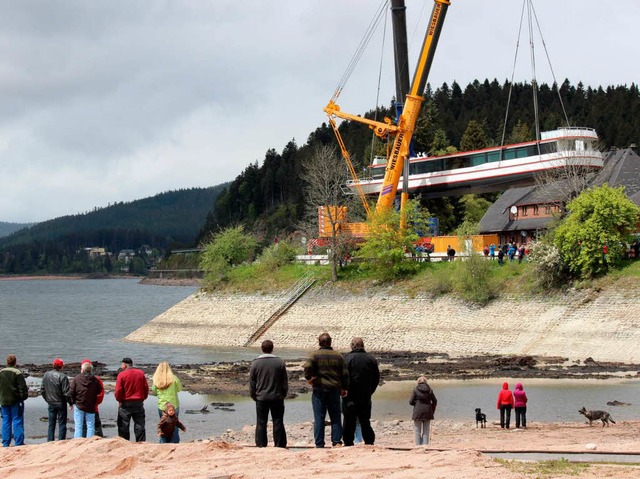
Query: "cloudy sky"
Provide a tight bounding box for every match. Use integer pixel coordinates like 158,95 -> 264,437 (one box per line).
1,0 -> 638,223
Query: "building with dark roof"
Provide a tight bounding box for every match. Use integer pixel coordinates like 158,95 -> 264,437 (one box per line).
478,147 -> 640,244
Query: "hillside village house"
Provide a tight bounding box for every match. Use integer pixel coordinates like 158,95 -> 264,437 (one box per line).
117,249 -> 136,263
83,247 -> 107,259
478,147 -> 640,244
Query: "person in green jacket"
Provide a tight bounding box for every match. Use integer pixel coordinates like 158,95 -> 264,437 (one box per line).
0,354 -> 29,447
151,361 -> 183,443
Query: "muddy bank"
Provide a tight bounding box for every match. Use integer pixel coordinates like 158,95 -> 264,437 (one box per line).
23,353 -> 640,397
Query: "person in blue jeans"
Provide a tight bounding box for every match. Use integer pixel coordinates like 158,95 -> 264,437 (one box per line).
303,332 -> 349,448
70,361 -> 103,438
41,358 -> 72,441
0,354 -> 29,447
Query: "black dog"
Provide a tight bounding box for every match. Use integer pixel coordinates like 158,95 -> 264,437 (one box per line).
475,408 -> 487,428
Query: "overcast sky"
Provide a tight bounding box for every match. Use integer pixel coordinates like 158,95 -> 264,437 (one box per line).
1,0 -> 638,223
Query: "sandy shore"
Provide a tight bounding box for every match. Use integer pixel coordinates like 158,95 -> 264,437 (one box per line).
2,420 -> 640,478
0,275 -> 85,281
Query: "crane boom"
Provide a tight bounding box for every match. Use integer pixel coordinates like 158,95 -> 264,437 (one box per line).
376,0 -> 449,212
319,0 -> 450,240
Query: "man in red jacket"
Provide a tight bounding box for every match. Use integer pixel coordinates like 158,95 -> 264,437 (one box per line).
115,357 -> 149,442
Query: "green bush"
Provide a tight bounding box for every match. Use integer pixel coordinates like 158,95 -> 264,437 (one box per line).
428,264 -> 454,296
199,226 -> 258,290
451,255 -> 498,305
356,201 -> 429,281
256,241 -> 300,272
526,240 -> 569,290
554,184 -> 639,278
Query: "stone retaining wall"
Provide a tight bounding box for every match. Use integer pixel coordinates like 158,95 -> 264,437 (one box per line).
126,283 -> 640,362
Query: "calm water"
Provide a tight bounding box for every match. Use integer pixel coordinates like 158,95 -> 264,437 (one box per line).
0,278 -> 266,366
2,279 -> 639,443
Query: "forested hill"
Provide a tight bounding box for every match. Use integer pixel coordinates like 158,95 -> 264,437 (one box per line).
206,79 -> 640,238
0,186 -> 227,271
0,221 -> 33,238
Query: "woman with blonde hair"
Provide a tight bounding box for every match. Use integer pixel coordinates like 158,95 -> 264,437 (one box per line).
151,361 -> 183,443
409,375 -> 437,446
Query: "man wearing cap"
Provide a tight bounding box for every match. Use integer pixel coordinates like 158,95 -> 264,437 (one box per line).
115,357 -> 149,442
41,358 -> 72,441
0,354 -> 29,447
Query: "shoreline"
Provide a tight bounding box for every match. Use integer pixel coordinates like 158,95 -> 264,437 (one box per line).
23,352 -> 640,397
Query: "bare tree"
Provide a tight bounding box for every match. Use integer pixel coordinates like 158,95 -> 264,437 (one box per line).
300,145 -> 362,281
533,154 -> 601,207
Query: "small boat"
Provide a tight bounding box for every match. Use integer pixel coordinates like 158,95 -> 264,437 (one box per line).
347,127 -> 604,198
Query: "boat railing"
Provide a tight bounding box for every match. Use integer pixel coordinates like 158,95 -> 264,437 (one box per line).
541,127 -> 598,140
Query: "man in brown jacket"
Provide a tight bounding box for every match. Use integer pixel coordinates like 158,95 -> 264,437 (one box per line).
70,361 -> 103,438
303,332 -> 349,448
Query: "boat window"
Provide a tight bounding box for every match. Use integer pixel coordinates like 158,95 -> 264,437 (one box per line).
503,149 -> 517,160
539,142 -> 557,155
575,140 -> 585,151
410,159 -> 443,175
471,153 -> 487,166
371,169 -> 384,180
487,151 -> 501,163
516,146 -> 531,158
444,156 -> 469,170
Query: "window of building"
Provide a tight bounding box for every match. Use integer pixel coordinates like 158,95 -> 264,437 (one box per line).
521,206 -> 528,217
533,205 -> 539,215
544,205 -> 551,214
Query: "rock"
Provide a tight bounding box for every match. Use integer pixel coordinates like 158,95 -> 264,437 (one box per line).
585,443 -> 597,450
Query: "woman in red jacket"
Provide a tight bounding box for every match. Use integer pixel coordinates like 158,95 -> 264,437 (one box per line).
496,382 -> 514,429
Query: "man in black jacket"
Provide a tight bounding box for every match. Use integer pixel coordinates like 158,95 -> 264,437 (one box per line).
41,358 -> 72,441
342,337 -> 380,446
249,339 -> 288,448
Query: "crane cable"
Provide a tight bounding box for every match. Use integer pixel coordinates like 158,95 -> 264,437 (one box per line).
501,0 -> 571,152
369,4 -> 389,165
529,0 -> 571,128
331,0 -> 389,103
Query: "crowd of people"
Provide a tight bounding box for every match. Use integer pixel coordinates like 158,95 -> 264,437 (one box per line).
0,339 -> 529,448
484,242 -> 528,265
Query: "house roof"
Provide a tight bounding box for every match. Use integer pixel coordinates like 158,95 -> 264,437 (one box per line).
478,147 -> 640,234
591,147 -> 640,197
478,186 -> 534,233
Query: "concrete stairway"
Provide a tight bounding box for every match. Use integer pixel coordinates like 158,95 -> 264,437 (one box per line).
243,273 -> 316,346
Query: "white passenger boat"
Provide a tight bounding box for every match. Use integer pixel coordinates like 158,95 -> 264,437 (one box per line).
347,127 -> 604,198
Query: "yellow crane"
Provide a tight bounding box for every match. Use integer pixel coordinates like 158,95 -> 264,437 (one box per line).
323,0 -> 450,232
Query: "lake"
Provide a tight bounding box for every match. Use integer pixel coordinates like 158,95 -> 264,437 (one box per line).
2,278 -> 639,443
